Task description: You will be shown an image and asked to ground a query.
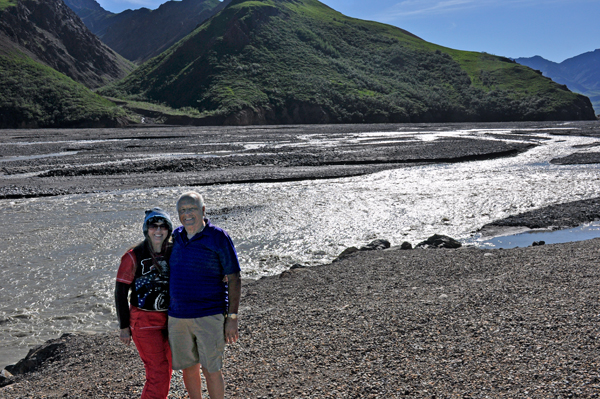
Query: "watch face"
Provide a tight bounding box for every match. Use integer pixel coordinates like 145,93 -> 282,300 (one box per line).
228,313 -> 238,319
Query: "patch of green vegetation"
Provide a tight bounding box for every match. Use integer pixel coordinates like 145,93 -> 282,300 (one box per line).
101,0 -> 595,123
229,0 -> 273,10
105,97 -> 204,117
357,89 -> 378,98
0,0 -> 17,11
0,52 -> 126,128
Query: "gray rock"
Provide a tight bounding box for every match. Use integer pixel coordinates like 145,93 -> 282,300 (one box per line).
5,340 -> 66,375
280,263 -> 311,278
335,240 -> 392,262
0,374 -> 14,387
400,241 -> 413,250
335,246 -> 360,261
415,234 -> 462,249
360,239 -> 391,251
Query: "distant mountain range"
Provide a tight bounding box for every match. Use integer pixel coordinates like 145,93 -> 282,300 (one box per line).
100,0 -> 595,125
515,50 -> 600,115
64,0 -> 231,63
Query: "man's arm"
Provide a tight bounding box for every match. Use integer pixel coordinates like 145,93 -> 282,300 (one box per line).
224,271 -> 241,344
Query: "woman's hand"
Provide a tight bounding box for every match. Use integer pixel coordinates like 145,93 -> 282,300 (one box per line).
119,327 -> 132,345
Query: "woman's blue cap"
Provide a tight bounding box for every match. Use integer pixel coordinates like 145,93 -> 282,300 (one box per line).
143,207 -> 174,236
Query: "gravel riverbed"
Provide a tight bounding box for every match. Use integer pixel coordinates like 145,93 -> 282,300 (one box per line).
2,121 -> 600,397
4,121 -> 597,199
2,235 -> 600,398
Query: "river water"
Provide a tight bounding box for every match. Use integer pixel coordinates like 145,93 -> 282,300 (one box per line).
1,123 -> 600,366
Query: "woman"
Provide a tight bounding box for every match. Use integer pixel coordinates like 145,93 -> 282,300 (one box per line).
115,207 -> 174,399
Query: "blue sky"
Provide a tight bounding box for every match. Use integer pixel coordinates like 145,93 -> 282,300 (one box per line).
95,0 -> 600,63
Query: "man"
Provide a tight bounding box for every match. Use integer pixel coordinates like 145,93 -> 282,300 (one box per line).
168,191 -> 241,399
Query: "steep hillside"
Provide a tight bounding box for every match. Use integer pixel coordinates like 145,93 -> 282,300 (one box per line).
0,0 -> 132,88
62,0 -> 113,34
65,0 -> 230,63
0,49 -> 127,128
516,50 -> 600,115
102,0 -> 596,125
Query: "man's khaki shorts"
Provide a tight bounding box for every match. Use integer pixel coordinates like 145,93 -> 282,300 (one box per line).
168,314 -> 225,372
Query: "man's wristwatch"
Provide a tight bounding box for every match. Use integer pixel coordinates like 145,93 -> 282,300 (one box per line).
227,313 -> 238,320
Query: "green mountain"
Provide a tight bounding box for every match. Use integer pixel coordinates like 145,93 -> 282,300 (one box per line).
64,0 -> 231,64
102,0 -> 596,125
0,49 -> 126,128
516,50 -> 600,116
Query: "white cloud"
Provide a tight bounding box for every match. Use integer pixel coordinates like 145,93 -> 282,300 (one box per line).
376,0 -> 585,20
377,0 -> 478,20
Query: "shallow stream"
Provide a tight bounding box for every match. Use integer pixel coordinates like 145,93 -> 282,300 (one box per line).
1,123 -> 600,366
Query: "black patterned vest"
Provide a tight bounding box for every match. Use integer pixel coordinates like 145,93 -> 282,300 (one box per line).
130,241 -> 172,311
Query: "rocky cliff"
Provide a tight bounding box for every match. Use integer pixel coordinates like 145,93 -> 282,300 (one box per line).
0,0 -> 132,88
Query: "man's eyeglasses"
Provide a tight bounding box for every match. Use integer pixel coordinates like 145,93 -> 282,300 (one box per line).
149,224 -> 168,231
178,206 -> 199,215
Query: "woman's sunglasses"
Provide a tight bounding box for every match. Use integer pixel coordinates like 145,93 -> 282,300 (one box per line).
148,224 -> 169,231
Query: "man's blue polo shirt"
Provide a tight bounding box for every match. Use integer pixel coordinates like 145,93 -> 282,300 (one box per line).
168,220 -> 241,319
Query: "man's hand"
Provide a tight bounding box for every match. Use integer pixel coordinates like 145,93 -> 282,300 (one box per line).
119,327 -> 132,345
224,317 -> 239,344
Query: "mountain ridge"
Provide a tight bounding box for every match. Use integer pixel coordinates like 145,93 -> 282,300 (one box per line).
516,49 -> 600,115
102,0 -> 595,125
64,0 -> 231,63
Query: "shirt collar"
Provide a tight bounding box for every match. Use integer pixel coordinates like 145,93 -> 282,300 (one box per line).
180,219 -> 210,242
